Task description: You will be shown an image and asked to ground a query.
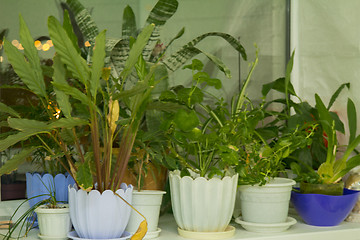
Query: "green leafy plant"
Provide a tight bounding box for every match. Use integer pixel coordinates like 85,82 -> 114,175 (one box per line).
291,96 -> 360,185
0,13 -> 160,193
62,0 -> 247,187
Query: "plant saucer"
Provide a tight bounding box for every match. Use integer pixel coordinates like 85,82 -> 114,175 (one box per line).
235,216 -> 296,233
38,233 -> 69,240
177,225 -> 235,240
67,231 -> 131,240
144,228 -> 161,239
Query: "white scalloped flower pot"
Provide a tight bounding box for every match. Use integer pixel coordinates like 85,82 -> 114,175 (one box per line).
169,170 -> 238,233
238,177 -> 295,224
35,204 -> 71,240
126,190 -> 166,239
68,183 -> 133,239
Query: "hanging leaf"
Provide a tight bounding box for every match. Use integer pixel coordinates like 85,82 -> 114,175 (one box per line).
0,147 -> 40,175
90,30 -> 106,98
0,103 -> 20,118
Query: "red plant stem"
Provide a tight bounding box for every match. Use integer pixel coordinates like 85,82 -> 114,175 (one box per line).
91,111 -> 103,193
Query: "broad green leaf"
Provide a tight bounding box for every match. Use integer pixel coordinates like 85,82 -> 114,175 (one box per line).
0,129 -> 49,152
317,162 -> 333,182
0,102 -> 20,118
8,118 -> 48,131
53,54 -> 72,118
327,83 -> 350,110
122,5 -> 137,39
48,16 -> 90,85
0,147 -> 40,175
76,159 -> 93,191
147,101 -> 184,113
63,10 -> 80,54
347,98 -> 357,143
66,0 -> 99,42
120,24 -> 155,81
162,32 -> 246,73
90,30 -> 106,98
174,109 -> 199,132
49,118 -> 88,129
4,39 -> 46,97
340,134 -> 360,164
261,77 -> 297,97
19,15 -> 46,97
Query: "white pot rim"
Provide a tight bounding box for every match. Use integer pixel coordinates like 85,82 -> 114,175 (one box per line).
133,190 -> 166,195
239,177 -> 296,189
169,169 -> 238,182
35,204 -> 69,214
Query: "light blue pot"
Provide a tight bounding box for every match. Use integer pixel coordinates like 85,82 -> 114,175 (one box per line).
26,172 -> 76,208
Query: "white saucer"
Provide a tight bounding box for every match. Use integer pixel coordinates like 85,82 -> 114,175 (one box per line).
143,228 -> 161,239
177,225 -> 235,240
235,216 -> 297,233
38,233 -> 69,240
67,231 -> 131,240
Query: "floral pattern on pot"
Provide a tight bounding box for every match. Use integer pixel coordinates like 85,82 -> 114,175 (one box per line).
68,183 -> 133,239
169,170 -> 238,232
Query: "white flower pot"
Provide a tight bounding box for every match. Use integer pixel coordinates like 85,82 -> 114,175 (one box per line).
126,190 -> 166,239
238,177 -> 295,224
68,183 -> 133,239
169,170 -> 238,232
34,204 -> 71,239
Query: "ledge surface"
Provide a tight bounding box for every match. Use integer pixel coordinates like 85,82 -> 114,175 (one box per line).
1,200 -> 360,239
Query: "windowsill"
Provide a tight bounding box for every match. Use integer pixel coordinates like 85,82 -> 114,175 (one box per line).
1,200 -> 360,239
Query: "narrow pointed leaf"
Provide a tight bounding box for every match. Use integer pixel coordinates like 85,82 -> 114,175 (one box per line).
0,102 -> 20,118
63,9 -> 80,54
0,147 -> 40,175
48,16 -> 90,85
52,81 -> 91,107
19,15 -> 46,97
53,55 -> 72,118
143,0 -> 179,61
49,117 -> 88,129
162,32 -> 246,72
327,83 -> 350,110
8,118 -> 49,131
120,24 -> 155,81
347,98 -> 357,143
122,5 -> 137,39
0,129 -> 49,152
90,30 -> 106,98
66,0 -> 99,42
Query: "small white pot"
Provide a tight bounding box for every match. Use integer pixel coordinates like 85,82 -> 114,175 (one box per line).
239,177 -> 295,224
68,183 -> 133,239
126,190 -> 166,239
34,204 -> 71,239
169,170 -> 238,232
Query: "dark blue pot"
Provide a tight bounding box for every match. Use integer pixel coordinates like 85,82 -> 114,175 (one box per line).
26,172 -> 76,208
291,188 -> 360,226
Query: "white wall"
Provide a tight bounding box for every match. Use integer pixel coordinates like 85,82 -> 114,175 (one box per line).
291,0 -> 360,143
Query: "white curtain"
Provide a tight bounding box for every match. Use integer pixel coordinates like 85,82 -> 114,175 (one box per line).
291,0 -> 360,142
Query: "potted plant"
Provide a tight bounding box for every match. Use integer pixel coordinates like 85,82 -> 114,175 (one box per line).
158,58 -> 247,239
61,0 -> 247,238
290,95 -> 360,226
0,12 -> 157,238
2,183 -> 71,240
231,54 -> 316,232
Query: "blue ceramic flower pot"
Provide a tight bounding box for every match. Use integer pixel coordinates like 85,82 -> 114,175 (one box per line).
26,172 -> 76,208
291,188 -> 360,226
